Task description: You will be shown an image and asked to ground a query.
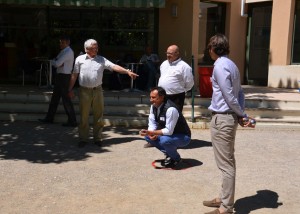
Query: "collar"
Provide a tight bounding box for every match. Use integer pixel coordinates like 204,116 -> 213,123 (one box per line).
168,57 -> 181,65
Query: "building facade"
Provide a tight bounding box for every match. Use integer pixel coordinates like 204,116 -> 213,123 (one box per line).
1,0 -> 299,89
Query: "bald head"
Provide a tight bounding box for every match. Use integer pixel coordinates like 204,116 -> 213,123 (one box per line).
166,45 -> 180,62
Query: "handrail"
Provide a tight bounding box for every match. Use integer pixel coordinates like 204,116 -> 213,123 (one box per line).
191,55 -> 195,122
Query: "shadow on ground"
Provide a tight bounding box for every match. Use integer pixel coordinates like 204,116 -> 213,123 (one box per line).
152,158 -> 203,170
183,139 -> 212,149
234,189 -> 283,214
0,121 -> 140,164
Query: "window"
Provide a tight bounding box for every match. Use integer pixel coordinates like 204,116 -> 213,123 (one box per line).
198,1 -> 226,65
0,5 -> 158,81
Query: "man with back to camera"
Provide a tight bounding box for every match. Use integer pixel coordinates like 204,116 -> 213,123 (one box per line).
139,45 -> 160,91
139,86 -> 191,168
203,33 -> 250,214
68,39 -> 138,148
38,35 -> 77,127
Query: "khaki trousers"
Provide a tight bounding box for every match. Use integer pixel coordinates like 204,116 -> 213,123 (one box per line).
79,86 -> 104,142
210,113 -> 238,212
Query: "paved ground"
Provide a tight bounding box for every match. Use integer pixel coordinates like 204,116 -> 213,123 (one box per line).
0,121 -> 299,214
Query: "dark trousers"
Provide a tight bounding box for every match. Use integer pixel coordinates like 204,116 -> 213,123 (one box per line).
45,73 -> 77,123
166,92 -> 185,112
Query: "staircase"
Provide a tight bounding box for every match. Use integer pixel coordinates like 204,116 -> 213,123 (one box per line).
0,85 -> 300,128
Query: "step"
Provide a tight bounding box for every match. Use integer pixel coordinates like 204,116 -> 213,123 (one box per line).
1,88 -> 300,128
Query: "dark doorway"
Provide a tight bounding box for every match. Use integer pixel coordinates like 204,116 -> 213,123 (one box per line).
246,2 -> 272,86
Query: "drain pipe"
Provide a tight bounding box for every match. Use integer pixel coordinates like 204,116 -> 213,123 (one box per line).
241,0 -> 248,17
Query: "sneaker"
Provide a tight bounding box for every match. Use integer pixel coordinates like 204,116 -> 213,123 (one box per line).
161,154 -> 171,166
164,158 -> 182,168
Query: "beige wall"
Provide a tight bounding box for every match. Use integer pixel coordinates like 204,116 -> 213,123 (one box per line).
206,0 -> 247,82
268,0 -> 300,88
159,0 -> 247,91
158,0 -> 300,89
158,0 -> 195,61
269,0 -> 294,65
159,0 -> 200,89
246,0 -> 271,3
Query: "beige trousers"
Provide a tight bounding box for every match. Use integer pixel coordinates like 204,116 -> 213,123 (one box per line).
79,86 -> 104,142
210,113 -> 238,212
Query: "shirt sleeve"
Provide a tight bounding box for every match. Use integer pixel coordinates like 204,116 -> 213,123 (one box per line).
238,86 -> 245,112
214,64 -> 245,117
183,65 -> 194,92
161,107 -> 179,135
52,48 -> 72,68
148,105 -> 157,131
103,57 -> 116,71
73,56 -> 81,74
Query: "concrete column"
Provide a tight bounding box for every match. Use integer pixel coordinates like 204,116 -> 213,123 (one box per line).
269,0 -> 294,65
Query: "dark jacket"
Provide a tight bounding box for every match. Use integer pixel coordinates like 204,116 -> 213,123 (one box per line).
154,99 -> 191,137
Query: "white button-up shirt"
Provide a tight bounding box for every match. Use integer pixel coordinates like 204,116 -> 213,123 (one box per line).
208,56 -> 246,117
158,58 -> 194,95
148,104 -> 179,136
51,46 -> 74,74
73,54 -> 115,88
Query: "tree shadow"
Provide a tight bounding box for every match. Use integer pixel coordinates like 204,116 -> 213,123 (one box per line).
0,121 -> 141,164
234,190 -> 283,214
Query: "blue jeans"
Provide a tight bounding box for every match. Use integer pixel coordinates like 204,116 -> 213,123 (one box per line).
145,134 -> 191,161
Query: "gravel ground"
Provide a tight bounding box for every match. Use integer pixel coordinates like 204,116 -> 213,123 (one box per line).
0,121 -> 299,214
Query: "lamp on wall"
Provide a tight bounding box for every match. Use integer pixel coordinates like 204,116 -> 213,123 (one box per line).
171,4 -> 178,17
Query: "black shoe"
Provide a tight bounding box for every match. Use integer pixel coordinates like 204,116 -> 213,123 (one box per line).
78,141 -> 88,148
161,154 -> 171,166
94,140 -> 103,147
62,122 -> 77,127
144,142 -> 154,148
38,118 -> 53,124
164,158 -> 182,168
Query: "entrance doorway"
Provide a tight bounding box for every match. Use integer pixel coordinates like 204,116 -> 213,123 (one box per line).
246,3 -> 272,86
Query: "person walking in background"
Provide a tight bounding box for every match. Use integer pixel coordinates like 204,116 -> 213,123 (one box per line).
139,87 -> 191,168
143,44 -> 194,148
38,35 -> 77,127
203,34 -> 249,214
139,45 -> 160,91
68,39 -> 138,148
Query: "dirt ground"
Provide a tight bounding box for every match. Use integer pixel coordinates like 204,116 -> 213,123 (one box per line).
0,121 -> 299,214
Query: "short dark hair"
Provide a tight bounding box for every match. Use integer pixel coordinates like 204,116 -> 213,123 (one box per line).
207,33 -> 229,56
60,35 -> 70,41
150,86 -> 167,98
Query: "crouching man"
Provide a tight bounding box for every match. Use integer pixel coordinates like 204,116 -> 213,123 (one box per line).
140,86 -> 191,168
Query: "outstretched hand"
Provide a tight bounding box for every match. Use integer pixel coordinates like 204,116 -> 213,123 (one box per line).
127,70 -> 139,80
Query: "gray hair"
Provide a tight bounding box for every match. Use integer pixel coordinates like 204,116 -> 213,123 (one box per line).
84,39 -> 97,52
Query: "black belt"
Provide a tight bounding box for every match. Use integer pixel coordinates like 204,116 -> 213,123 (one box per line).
212,111 -> 235,115
80,85 -> 101,90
